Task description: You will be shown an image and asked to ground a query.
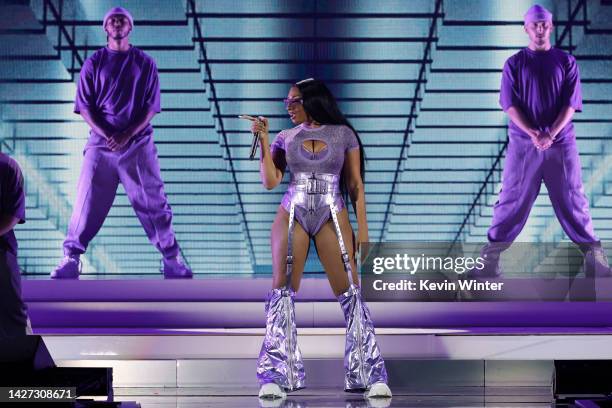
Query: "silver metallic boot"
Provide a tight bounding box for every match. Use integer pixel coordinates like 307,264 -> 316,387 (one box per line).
338,284 -> 389,392
256,288 -> 306,392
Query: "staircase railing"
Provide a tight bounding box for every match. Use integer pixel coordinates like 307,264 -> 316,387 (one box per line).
555,0 -> 588,54
41,0 -> 84,79
185,0 -> 256,270
379,0 -> 444,241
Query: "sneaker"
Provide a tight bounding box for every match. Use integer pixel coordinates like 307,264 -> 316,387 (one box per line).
583,245 -> 611,277
464,259 -> 502,279
161,257 -> 193,279
365,382 -> 392,399
51,256 -> 81,279
258,383 -> 286,400
464,243 -> 508,279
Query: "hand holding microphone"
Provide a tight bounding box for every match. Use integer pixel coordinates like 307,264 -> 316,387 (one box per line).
239,115 -> 269,160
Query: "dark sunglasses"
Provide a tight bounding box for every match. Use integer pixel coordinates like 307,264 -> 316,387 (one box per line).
283,98 -> 303,109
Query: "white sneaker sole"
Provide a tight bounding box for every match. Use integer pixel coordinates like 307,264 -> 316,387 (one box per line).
365,382 -> 392,398
258,383 -> 286,400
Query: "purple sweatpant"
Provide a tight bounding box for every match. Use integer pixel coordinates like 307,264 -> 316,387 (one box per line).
488,134 -> 597,244
63,135 -> 180,259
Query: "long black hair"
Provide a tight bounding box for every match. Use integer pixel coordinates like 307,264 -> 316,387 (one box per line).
294,79 -> 366,197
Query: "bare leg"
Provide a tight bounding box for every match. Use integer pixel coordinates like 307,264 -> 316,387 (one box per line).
314,208 -> 358,296
271,206 -> 311,292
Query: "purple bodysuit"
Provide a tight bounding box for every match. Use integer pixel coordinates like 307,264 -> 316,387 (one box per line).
271,124 -> 360,236
259,125 -> 388,391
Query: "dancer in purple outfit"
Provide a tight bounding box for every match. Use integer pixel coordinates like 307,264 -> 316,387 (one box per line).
51,7 -> 191,279
471,4 -> 610,277
252,79 -> 391,400
0,153 -> 32,336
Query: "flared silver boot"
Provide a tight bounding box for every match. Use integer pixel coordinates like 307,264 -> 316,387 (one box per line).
257,288 -> 306,391
338,284 -> 388,391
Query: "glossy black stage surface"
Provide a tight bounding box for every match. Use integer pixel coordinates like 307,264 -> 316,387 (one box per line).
111,386 -> 555,407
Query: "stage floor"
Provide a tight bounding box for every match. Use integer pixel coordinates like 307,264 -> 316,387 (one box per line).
109,386 -> 553,407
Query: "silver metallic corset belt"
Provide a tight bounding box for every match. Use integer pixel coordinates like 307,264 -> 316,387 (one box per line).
286,172 -> 341,213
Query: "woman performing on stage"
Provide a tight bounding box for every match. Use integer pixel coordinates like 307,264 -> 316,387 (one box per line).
248,79 -> 391,400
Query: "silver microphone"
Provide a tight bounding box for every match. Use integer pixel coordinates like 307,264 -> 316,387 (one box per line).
250,131 -> 260,160
239,115 -> 262,160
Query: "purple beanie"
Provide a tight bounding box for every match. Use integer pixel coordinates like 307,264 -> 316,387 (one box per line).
103,7 -> 134,29
524,4 -> 553,24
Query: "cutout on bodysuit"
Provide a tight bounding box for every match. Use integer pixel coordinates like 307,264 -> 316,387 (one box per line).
300,139 -> 329,161
301,139 -> 328,154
